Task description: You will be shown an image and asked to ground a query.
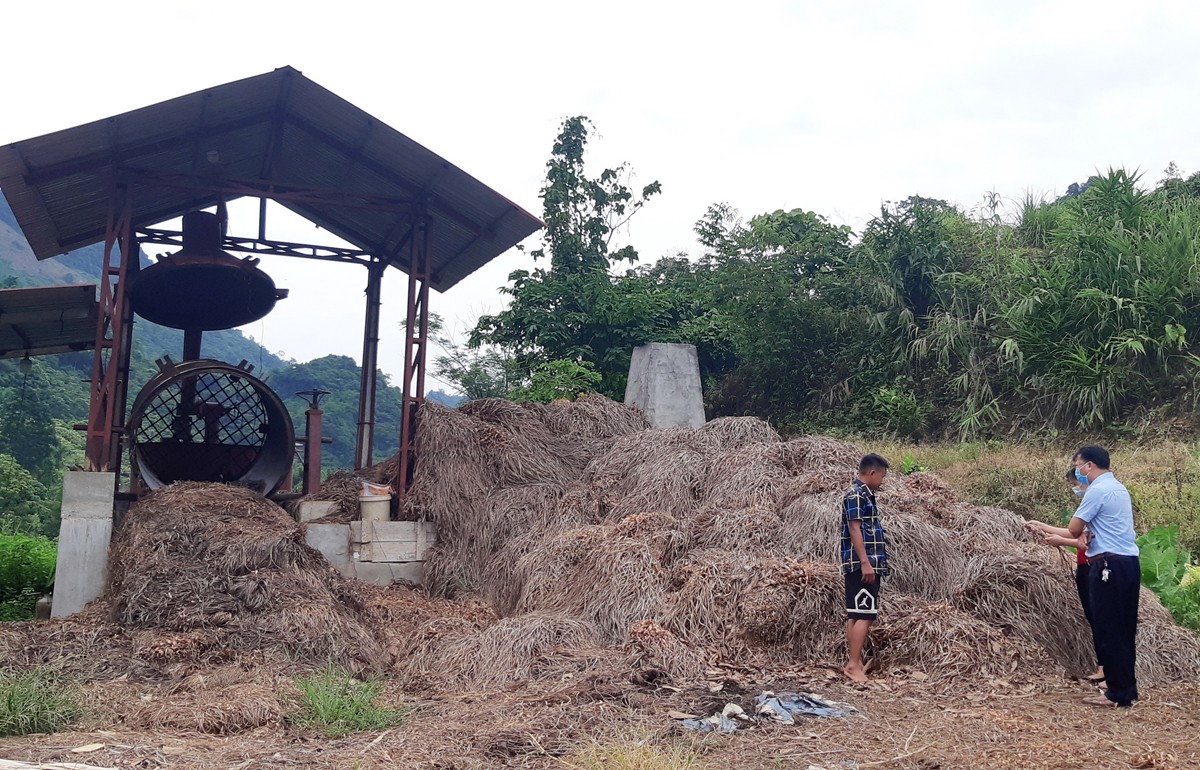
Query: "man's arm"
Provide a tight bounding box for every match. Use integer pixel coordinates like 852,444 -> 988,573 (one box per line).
847,519 -> 875,585
1025,519 -> 1073,538
1066,516 -> 1086,538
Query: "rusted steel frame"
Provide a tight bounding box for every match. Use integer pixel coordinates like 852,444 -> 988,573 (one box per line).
395,214 -> 431,515
138,227 -> 371,265
354,258 -> 385,470
84,190 -> 136,473
118,170 -> 419,215
303,406 -> 324,495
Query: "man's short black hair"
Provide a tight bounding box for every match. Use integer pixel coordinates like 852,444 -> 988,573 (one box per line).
1065,465 -> 1077,481
1074,445 -> 1111,470
859,453 -> 890,474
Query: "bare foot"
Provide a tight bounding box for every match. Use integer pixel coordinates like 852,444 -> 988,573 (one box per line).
843,664 -> 869,683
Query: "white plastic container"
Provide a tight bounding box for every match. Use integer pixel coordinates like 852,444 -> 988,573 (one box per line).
359,493 -> 392,523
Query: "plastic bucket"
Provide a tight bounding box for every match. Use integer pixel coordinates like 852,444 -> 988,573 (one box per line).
359,494 -> 392,523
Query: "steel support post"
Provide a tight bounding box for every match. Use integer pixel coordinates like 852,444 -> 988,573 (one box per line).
395,215 -> 431,515
354,259 -> 385,469
84,191 -> 137,476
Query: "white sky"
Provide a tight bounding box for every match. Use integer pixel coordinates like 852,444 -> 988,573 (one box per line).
4,0 -> 1200,389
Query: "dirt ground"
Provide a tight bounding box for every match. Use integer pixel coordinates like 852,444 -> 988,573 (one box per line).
3,667 -> 1198,770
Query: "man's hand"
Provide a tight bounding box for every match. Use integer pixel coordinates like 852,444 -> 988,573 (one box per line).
1024,519 -> 1048,533
861,562 -> 876,585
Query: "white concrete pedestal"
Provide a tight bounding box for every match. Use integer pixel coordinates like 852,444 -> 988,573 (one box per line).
624,343 -> 706,428
51,471 -> 115,617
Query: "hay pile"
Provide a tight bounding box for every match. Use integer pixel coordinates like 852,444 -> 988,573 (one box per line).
108,483 -> 391,674
8,395 -> 1198,719
381,399 -> 1200,690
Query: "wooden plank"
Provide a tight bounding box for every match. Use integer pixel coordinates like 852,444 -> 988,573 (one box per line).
361,540 -> 421,562
351,520 -> 436,545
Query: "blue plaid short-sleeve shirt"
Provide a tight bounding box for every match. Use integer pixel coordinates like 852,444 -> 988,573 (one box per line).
840,478 -> 888,575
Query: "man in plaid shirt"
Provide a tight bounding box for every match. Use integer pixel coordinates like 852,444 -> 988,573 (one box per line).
840,453 -> 889,683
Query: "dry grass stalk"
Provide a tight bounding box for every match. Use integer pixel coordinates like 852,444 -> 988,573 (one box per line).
404,611 -> 603,687
295,469 -> 366,522
702,443 -> 798,510
775,493 -> 843,564
124,683 -> 283,733
696,416 -> 781,450
953,545 -> 1095,676
516,529 -> 669,642
948,504 -> 1039,550
627,620 -> 709,682
883,514 -> 971,601
583,430 -> 711,519
875,594 -> 1055,683
107,482 -> 390,673
661,549 -> 760,645
737,559 -> 844,660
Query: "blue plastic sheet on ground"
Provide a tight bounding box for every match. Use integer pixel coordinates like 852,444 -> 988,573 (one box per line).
754,691 -> 855,721
676,691 -> 854,732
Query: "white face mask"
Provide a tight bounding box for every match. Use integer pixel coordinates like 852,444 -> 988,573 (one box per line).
1073,486 -> 1085,497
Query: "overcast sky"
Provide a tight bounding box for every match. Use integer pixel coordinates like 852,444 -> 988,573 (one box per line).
4,0 -> 1199,390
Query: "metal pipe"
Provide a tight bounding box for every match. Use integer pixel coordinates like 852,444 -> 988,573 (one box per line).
304,406 -> 323,495
354,259 -> 383,469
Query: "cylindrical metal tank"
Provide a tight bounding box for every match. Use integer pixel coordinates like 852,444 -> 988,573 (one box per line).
127,359 -> 295,494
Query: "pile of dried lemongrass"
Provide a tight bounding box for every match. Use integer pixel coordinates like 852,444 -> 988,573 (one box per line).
389,398 -> 1200,690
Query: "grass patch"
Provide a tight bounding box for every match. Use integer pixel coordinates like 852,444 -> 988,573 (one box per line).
862,439 -> 1200,550
0,667 -> 82,736
292,667 -> 405,738
558,737 -> 709,770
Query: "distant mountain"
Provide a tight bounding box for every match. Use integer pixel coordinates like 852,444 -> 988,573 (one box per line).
0,196 -> 290,374
427,389 -> 464,407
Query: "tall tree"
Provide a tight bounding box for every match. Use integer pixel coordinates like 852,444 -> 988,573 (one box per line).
473,117 -> 662,397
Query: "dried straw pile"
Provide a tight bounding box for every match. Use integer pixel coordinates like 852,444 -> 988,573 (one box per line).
393,397 -> 1200,689
108,482 -> 391,673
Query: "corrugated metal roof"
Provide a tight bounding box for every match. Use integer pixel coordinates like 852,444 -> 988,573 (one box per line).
0,66 -> 542,292
0,284 -> 98,358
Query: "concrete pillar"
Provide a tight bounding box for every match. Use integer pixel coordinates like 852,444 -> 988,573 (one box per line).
624,343 -> 706,429
51,471 -> 115,617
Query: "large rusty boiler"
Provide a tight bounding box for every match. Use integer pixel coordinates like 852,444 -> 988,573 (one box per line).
126,210 -> 294,494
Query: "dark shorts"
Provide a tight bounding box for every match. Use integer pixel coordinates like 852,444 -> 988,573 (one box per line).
845,569 -> 882,621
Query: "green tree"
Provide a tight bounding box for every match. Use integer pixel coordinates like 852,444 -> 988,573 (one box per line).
473,116 -> 662,398
428,313 -> 522,400
0,455 -> 54,537
514,359 -> 603,403
0,380 -> 60,483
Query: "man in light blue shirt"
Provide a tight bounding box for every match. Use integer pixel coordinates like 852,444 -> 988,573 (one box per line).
1063,445 -> 1140,707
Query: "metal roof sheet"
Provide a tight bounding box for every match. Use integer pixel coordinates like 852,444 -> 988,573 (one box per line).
0,66 -> 542,292
0,284 -> 98,358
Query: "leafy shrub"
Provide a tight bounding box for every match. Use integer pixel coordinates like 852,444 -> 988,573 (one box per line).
869,386 -> 930,438
515,359 -> 602,404
0,667 -> 81,736
0,533 -> 56,621
292,668 -> 405,738
1137,525 -> 1200,630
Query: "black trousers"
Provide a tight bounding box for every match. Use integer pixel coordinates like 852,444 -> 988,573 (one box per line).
1087,554 -> 1140,705
1074,563 -> 1103,667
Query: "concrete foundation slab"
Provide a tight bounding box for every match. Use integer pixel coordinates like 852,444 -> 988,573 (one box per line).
624,343 -> 706,429
297,500 -> 338,523
51,472 -> 115,618
353,561 -> 425,586
304,521 -> 431,585
305,523 -> 354,577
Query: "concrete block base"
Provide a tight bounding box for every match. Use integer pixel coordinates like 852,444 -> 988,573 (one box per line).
624,343 -> 706,429
51,472 -> 115,618
297,500 -> 338,523
304,521 -> 430,586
